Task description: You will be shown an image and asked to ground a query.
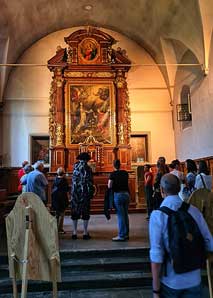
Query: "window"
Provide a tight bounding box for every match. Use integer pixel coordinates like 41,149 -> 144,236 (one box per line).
177,85 -> 192,129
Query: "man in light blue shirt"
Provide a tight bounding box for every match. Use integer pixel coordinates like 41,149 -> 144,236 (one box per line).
23,161 -> 48,202
149,173 -> 213,298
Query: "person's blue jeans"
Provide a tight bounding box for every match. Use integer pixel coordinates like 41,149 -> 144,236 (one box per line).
160,283 -> 202,298
114,192 -> 130,238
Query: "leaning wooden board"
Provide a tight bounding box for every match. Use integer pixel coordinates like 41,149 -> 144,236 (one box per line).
6,192 -> 61,282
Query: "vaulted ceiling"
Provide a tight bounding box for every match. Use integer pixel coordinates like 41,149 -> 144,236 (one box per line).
0,0 -> 213,101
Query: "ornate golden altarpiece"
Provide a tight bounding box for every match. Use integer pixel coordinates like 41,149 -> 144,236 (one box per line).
47,27 -> 137,211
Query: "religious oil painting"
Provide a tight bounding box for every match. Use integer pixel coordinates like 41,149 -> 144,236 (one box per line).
68,84 -> 115,145
79,38 -> 98,61
31,136 -> 49,165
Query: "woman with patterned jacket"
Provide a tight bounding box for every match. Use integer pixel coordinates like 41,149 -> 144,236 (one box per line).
70,152 -> 94,240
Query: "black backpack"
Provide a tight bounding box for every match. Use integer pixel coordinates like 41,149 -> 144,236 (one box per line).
159,202 -> 206,274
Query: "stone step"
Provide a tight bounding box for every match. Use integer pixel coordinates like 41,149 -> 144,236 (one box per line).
0,247 -> 151,294
0,254 -> 151,279
0,268 -> 210,295
61,256 -> 150,271
60,247 -> 150,260
0,270 -> 152,294
0,246 -> 210,296
0,247 -> 150,265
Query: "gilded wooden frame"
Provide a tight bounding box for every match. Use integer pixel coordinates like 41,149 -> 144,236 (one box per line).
65,81 -> 116,147
78,38 -> 100,64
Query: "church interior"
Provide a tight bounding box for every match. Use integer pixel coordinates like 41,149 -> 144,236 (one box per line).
0,1 -> 213,297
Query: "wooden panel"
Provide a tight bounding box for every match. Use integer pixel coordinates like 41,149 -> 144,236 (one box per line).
106,151 -> 113,165
120,150 -> 127,164
0,168 -> 19,194
209,159 -> 213,176
47,171 -> 137,213
118,148 -> 131,169
67,149 -> 79,171
0,189 -> 7,201
56,151 -> 62,165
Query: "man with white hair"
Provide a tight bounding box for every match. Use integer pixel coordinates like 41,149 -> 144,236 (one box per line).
149,173 -> 213,298
23,161 -> 48,203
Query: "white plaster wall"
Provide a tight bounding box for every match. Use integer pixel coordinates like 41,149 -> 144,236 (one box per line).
173,35 -> 213,160
3,27 -> 175,166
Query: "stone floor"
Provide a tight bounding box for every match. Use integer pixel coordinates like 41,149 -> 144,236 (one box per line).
59,213 -> 150,251
0,213 -> 149,255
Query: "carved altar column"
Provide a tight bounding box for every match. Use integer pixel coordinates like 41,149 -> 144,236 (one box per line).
55,78 -> 64,146
115,70 -> 131,170
49,68 -> 66,171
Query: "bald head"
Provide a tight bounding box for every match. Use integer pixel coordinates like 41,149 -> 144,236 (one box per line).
160,173 -> 180,195
34,161 -> 44,172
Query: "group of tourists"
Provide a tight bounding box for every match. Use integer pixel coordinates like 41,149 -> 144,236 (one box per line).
18,155 -> 213,297
149,172 -> 213,298
18,153 -> 129,242
145,157 -> 213,297
18,160 -> 48,202
144,156 -> 212,220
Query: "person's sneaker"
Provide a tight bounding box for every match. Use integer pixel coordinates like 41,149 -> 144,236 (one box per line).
72,234 -> 78,240
112,236 -> 125,241
83,234 -> 91,240
58,230 -> 66,234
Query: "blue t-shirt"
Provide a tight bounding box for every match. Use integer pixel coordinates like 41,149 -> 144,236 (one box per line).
25,169 -> 48,201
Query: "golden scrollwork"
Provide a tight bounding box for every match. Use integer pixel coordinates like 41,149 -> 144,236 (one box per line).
94,72 -> 114,78
64,72 -> 114,78
56,79 -> 63,88
55,68 -> 62,76
67,46 -> 73,64
49,81 -> 57,147
79,132 -> 103,164
124,89 -> 131,144
115,70 -> 126,88
118,123 -> 125,145
56,123 -> 64,146
56,45 -> 62,53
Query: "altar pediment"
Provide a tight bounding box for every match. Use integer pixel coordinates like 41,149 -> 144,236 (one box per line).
48,26 -> 131,68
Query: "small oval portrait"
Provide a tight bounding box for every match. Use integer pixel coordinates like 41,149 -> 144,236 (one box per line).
80,38 -> 98,61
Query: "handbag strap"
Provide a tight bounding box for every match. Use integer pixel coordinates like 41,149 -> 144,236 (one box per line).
200,174 -> 207,189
